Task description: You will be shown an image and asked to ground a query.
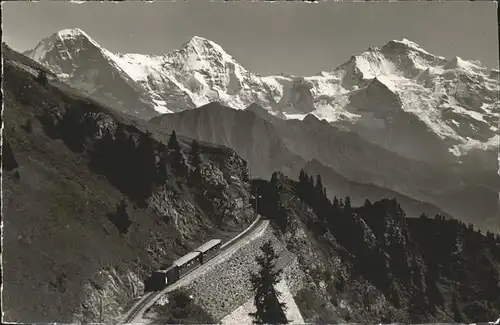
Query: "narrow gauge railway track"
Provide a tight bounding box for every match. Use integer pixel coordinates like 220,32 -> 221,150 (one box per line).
122,216 -> 266,324
124,292 -> 154,322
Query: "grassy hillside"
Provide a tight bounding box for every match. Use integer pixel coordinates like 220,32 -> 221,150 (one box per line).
2,48 -> 254,323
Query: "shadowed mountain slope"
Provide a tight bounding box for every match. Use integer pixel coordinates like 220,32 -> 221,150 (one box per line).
151,103 -> 499,232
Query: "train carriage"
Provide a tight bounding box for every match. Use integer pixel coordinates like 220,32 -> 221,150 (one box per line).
151,265 -> 179,288
150,270 -> 167,289
195,239 -> 222,264
149,238 -> 223,290
173,251 -> 201,277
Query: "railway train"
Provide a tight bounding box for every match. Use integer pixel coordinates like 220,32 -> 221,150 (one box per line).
150,239 -> 222,290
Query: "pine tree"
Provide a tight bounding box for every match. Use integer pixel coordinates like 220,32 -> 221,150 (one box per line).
22,119 -> 33,133
297,170 -> 307,199
315,174 -> 323,194
189,140 -> 202,182
339,198 -> 345,210
190,140 -> 202,167
420,213 -> 429,220
467,223 -> 474,232
299,169 -> 307,185
271,172 -> 279,185
249,241 -> 289,324
486,231 -> 495,243
156,146 -> 168,186
408,289 -> 429,322
60,105 -> 86,152
2,138 -> 18,171
115,125 -> 135,189
333,196 -> 340,211
451,292 -> 464,322
344,196 -> 352,210
135,132 -> 157,200
172,146 -> 188,177
167,131 -> 187,177
308,175 -> 314,187
110,198 -> 132,235
36,70 -> 48,87
167,130 -> 180,151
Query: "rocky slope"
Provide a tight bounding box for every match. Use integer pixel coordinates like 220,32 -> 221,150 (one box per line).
26,30 -> 499,168
2,45 -> 254,323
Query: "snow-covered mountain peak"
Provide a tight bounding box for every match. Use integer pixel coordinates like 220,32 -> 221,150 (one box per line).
175,35 -> 237,65
26,28 -> 106,64
184,35 -> 219,49
50,28 -> 101,49
59,28 -> 106,52
385,38 -> 432,55
331,38 -> 449,82
381,38 -> 446,63
57,28 -> 89,41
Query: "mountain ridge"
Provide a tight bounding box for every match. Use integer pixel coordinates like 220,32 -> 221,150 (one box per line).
150,102 -> 499,232
24,28 -> 499,166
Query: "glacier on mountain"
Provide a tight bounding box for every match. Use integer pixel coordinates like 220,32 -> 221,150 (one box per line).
25,28 -> 499,160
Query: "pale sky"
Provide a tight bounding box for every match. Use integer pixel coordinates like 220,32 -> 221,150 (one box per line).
2,1 -> 499,76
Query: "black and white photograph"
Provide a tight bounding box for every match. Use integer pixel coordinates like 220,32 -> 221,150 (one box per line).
1,1 -> 499,324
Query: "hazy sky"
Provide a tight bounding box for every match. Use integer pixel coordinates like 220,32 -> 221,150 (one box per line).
3,1 -> 499,75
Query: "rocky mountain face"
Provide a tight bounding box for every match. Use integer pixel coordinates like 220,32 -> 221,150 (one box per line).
150,103 -> 499,232
2,46 -> 254,323
252,173 -> 500,323
26,30 -> 499,169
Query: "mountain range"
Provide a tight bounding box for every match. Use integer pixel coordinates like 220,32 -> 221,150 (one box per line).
24,28 -> 500,231
26,29 -> 499,164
